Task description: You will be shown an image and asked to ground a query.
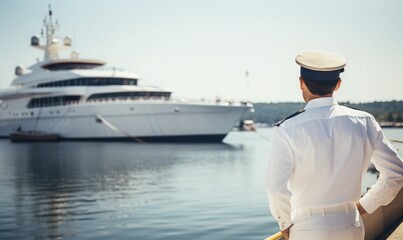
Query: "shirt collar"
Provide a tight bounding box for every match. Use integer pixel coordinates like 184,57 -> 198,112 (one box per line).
304,97 -> 338,110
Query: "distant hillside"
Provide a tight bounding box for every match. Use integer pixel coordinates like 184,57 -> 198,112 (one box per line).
243,100 -> 403,125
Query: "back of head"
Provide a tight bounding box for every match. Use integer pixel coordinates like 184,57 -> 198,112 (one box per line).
296,50 -> 346,96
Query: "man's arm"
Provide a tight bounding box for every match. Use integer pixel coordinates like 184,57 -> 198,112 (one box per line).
265,127 -> 294,231
359,117 -> 403,214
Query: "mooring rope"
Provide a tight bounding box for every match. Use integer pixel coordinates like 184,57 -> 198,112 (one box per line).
96,114 -> 145,143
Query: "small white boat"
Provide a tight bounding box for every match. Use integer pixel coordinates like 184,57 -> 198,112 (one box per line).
10,131 -> 59,142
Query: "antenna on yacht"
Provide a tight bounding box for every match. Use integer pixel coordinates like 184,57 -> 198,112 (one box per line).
245,70 -> 250,101
30,5 -> 72,61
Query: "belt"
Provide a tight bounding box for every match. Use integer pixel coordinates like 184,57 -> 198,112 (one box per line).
296,203 -> 356,217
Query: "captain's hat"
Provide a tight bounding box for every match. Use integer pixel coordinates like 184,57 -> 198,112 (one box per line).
296,51 -> 346,81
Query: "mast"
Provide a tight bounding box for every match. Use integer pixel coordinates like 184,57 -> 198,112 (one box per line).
30,4 -> 72,61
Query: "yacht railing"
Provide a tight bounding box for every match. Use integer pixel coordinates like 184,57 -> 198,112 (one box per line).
83,97 -> 251,107
1,95 -> 252,109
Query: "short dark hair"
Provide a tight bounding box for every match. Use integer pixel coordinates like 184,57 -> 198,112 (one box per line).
302,78 -> 339,96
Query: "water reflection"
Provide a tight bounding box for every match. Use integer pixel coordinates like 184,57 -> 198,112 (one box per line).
3,141 -> 256,239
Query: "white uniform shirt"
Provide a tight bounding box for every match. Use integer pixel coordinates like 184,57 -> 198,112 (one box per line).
265,97 -> 403,231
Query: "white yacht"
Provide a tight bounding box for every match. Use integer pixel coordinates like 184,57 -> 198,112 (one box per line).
0,7 -> 251,142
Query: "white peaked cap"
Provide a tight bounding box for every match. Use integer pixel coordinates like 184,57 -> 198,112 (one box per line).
296,50 -> 346,71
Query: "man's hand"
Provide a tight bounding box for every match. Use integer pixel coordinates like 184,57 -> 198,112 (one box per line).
281,225 -> 293,240
356,202 -> 368,216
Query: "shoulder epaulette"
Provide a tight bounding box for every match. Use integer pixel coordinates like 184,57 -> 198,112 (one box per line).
342,104 -> 360,111
274,109 -> 305,127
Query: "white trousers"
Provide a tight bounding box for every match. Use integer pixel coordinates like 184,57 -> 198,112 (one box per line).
290,207 -> 365,240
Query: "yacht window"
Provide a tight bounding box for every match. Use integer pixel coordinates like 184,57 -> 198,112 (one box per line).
87,92 -> 171,101
37,77 -> 138,88
82,78 -> 88,85
27,96 -> 81,108
42,62 -> 104,71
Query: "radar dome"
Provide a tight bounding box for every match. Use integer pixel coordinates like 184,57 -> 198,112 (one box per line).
15,66 -> 24,76
31,36 -> 40,46
64,36 -> 72,46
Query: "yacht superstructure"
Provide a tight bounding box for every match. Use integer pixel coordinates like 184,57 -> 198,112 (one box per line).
0,6 -> 251,142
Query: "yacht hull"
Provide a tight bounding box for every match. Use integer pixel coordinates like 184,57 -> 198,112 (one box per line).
0,102 -> 249,142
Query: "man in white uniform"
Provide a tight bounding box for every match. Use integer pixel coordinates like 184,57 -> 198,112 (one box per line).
265,51 -> 403,240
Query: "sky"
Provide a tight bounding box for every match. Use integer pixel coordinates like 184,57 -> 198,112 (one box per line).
0,0 -> 402,103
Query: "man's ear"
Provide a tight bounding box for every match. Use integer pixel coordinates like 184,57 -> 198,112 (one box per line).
299,77 -> 304,90
334,79 -> 342,91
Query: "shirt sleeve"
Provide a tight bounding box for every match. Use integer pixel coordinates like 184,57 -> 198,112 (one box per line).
359,117 -> 403,214
265,127 -> 294,231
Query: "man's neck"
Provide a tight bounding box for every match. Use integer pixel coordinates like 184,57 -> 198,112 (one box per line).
305,93 -> 333,103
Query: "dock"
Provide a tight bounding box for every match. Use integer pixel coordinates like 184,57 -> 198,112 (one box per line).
384,221 -> 403,239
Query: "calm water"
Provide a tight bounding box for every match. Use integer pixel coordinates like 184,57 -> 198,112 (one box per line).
0,128 -> 401,240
